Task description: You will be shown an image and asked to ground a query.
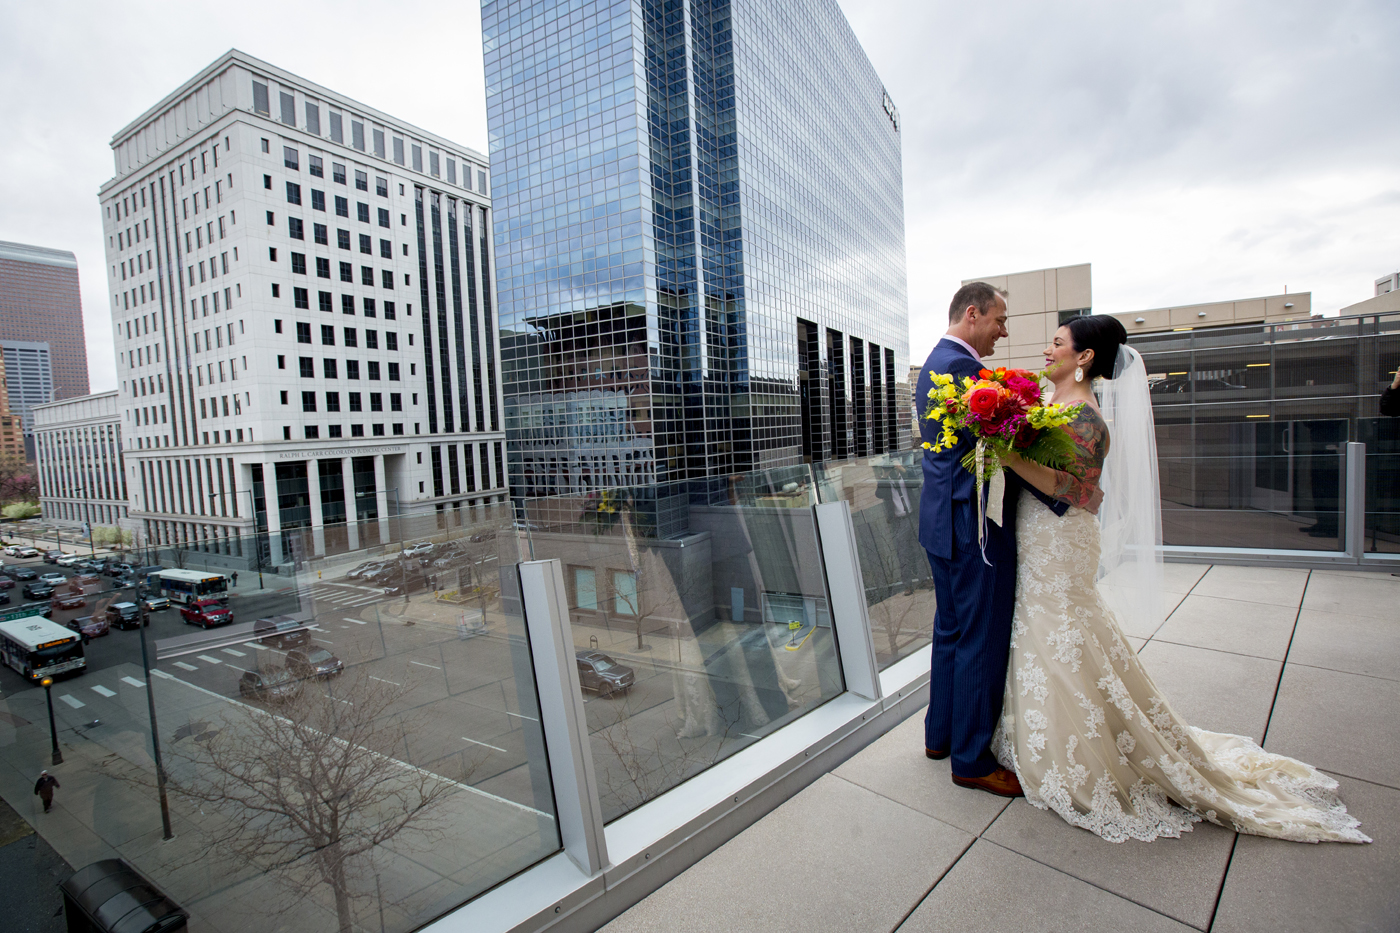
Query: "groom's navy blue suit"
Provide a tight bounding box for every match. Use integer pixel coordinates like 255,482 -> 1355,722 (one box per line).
916,338 -> 1020,779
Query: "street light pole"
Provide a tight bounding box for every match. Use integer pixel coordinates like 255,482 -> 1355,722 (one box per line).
136,575 -> 174,840
40,677 -> 62,765
392,487 -> 407,603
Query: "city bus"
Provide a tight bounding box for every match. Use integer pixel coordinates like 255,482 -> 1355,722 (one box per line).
156,569 -> 230,605
0,614 -> 86,681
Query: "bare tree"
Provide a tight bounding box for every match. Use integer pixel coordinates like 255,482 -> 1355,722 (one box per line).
161,670 -> 455,933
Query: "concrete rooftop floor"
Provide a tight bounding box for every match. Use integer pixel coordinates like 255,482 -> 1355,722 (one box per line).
600,564 -> 1400,933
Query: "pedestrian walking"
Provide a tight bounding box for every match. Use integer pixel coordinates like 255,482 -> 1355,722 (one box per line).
34,770 -> 59,813
231,570 -> 239,587
1382,368 -> 1399,417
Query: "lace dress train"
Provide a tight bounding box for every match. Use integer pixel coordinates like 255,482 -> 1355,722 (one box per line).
991,488 -> 1370,844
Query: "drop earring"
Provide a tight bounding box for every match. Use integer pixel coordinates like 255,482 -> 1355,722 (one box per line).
1074,366 -> 1084,383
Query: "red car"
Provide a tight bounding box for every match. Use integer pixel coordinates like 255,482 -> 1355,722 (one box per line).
181,598 -> 233,628
0,577 -> 13,590
51,593 -> 87,611
66,615 -> 110,638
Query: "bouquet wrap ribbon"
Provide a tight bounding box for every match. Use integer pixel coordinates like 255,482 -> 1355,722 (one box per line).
975,439 -> 1005,567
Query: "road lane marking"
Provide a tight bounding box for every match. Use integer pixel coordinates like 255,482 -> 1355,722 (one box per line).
343,617 -> 367,625
152,669 -> 175,679
369,676 -> 401,686
409,660 -> 440,670
196,655 -> 223,665
462,736 -> 507,753
91,685 -> 116,697
251,643 -> 269,650
121,676 -> 145,688
59,694 -> 85,708
173,661 -> 198,671
502,709 -> 539,722
228,664 -> 252,674
220,648 -> 247,657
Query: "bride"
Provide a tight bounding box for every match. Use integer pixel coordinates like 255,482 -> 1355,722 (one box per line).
994,315 -> 1369,844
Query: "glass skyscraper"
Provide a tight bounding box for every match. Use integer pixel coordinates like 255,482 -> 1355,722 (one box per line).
484,0 -> 908,536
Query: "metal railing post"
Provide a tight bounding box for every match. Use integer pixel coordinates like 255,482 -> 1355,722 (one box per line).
518,559 -> 609,876
814,501 -> 882,701
1345,442 -> 1366,563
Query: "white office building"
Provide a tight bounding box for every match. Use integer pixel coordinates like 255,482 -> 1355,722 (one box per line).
99,50 -> 506,564
33,391 -> 130,531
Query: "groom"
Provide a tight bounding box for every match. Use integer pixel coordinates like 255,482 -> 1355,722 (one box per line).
916,282 -> 1024,797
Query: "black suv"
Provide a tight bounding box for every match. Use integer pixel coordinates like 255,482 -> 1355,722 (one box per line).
23,582 -> 55,600
575,651 -> 636,698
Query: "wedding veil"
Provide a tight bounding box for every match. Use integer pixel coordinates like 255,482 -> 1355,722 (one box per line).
1095,345 -> 1165,638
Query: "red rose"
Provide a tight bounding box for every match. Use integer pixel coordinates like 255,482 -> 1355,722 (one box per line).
967,386 -> 1001,417
1005,375 -> 1041,406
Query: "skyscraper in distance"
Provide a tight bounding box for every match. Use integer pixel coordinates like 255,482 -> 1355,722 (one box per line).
484,0 -> 909,536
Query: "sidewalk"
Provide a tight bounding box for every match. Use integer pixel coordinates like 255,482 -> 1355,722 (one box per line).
0,796 -> 70,933
600,565 -> 1400,933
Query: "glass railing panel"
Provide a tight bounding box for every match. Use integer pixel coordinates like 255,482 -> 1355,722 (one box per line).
1359,417 -> 1400,555
811,452 -> 935,671
521,466 -> 844,822
0,506 -> 560,933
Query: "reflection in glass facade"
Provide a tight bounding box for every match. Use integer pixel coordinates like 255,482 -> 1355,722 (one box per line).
483,0 -> 910,537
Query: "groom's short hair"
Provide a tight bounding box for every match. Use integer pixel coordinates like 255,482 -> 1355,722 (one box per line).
948,282 -> 1006,323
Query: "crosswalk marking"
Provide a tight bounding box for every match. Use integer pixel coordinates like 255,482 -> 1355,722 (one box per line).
173,661 -> 198,672
59,694 -> 85,708
91,685 -> 116,697
121,676 -> 146,688
251,643 -> 268,651
196,655 -> 223,665
152,669 -> 174,679
220,648 -> 246,657
343,617 -> 367,625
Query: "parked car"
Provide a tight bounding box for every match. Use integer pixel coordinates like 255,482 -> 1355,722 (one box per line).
181,598 -> 233,628
51,593 -> 86,611
56,554 -> 86,568
105,602 -> 143,630
401,541 -> 437,560
11,568 -> 37,581
79,559 -> 108,574
364,561 -> 410,585
38,573 -> 66,587
254,615 -> 311,650
107,562 -> 134,578
0,590 -> 9,605
114,574 -> 136,589
238,669 -> 302,703
23,582 -> 55,600
285,648 -> 344,680
344,560 -> 389,580
66,615 -> 110,639
0,576 -> 14,589
43,550 -> 64,564
11,547 -> 39,559
141,595 -> 171,612
70,574 -> 103,591
382,571 -> 429,597
575,651 -> 635,698
2,545 -> 21,556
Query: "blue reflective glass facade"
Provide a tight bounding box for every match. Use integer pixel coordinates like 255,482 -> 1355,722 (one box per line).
484,0 -> 908,536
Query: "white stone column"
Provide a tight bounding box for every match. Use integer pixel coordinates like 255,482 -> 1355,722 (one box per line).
262,461 -> 284,567
374,454 -> 391,545
307,459 -> 326,557
341,457 -> 360,551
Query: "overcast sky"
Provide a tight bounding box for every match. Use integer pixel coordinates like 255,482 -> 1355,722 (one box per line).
2,1 -> 1396,392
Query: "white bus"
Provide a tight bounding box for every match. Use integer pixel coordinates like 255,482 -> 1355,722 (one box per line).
157,569 -> 230,605
0,615 -> 86,681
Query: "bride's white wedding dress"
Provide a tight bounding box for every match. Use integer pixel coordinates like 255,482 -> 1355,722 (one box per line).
991,402 -> 1369,844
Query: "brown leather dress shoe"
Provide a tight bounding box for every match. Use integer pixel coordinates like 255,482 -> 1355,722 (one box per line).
952,767 -> 1024,797
925,747 -> 949,760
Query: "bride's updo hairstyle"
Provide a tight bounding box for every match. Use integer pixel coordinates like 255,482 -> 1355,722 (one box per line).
1064,315 -> 1129,380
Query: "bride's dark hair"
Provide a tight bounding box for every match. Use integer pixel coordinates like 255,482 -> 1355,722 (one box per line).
1064,315 -> 1128,380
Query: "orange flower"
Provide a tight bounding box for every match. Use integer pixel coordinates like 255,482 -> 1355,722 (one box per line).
979,368 -> 995,380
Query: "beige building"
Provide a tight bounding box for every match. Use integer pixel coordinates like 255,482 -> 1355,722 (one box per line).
963,263 -> 1316,371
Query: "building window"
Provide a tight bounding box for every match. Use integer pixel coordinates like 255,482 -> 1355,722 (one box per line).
309,155 -> 324,178
263,174 -> 272,190
299,357 -> 314,377
283,425 -> 292,440
388,362 -> 400,381
385,332 -> 398,351
332,162 -> 346,185
341,294 -> 355,315
390,392 -> 402,411
447,158 -> 457,185
305,425 -> 320,439
326,391 -> 341,412
323,358 -> 338,379
274,319 -> 284,334
392,423 -> 404,435
318,290 -> 333,312
574,567 -> 597,610
373,128 -> 386,159
283,146 -> 299,170
302,391 -> 317,412
319,324 -> 335,346
363,297 -> 376,317
288,217 -> 304,240
280,390 -> 288,404
372,423 -> 386,437
350,424 -> 365,437
412,145 -> 423,171
343,327 -> 358,347
359,235 -> 372,256
357,202 -> 370,224
286,182 -> 301,205
370,392 -> 383,412
339,261 -> 353,282
429,152 -> 439,177
367,361 -> 381,381
291,253 -> 306,275
361,265 -> 374,285
335,195 -> 348,217
355,170 -> 368,192
352,122 -> 365,151
376,176 -> 388,197
329,113 -> 343,144
271,283 -> 280,297
293,287 -> 309,309
316,257 -> 330,279
296,322 -> 312,343
613,571 -> 638,616
365,330 -> 379,350
383,301 -> 396,320
277,355 -> 286,369
314,223 -> 328,245
346,360 -> 360,379
393,138 -> 405,165
252,81 -> 270,116
337,229 -> 350,250
348,392 -> 362,412
311,189 -> 325,211
328,425 -> 342,438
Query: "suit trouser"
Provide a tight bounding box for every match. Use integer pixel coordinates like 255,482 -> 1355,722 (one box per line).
923,508 -> 1016,778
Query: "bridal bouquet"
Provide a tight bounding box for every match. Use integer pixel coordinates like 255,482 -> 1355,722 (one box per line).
923,366 -> 1079,482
